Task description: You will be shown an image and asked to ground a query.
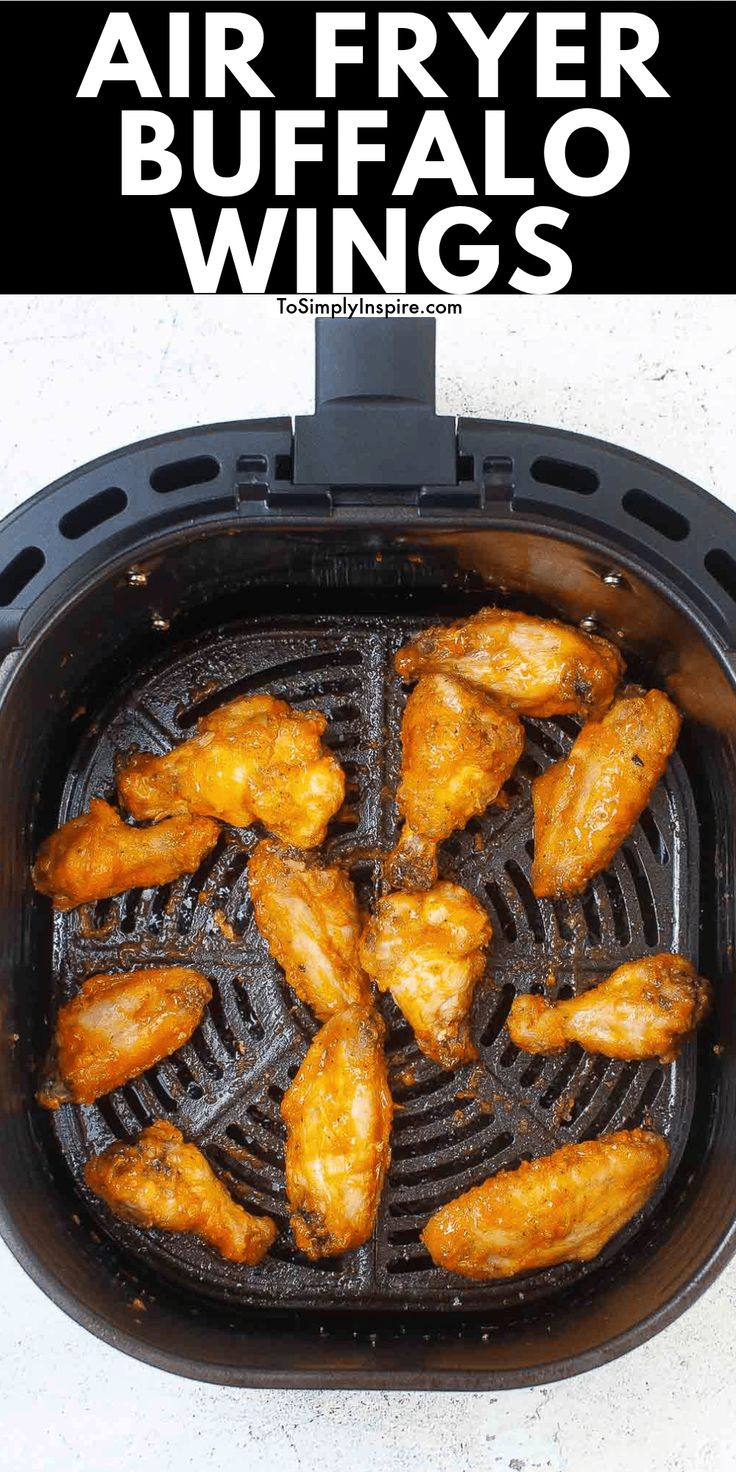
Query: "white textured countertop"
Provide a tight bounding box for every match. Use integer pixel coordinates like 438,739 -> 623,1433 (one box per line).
1,294 -> 735,1472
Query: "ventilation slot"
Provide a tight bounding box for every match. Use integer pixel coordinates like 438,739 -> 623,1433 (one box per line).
121,1083 -> 153,1128
551,899 -> 574,943
168,1056 -> 203,1100
560,1054 -> 609,1124
225,1123 -> 283,1171
484,882 -> 517,943
622,846 -> 658,947
480,981 -> 516,1047
385,1254 -> 434,1275
59,487 -> 127,540
178,650 -> 363,727
392,1094 -> 472,1133
580,1062 -> 639,1140
638,808 -> 670,865
504,859 -> 545,944
623,489 -> 689,542
705,547 -> 736,605
539,1044 -> 585,1110
0,546 -> 44,606
391,1110 -> 497,1162
627,1067 -> 665,1127
518,1054 -> 548,1089
601,869 -> 631,946
96,1096 -> 135,1142
530,458 -> 599,496
232,981 -> 265,1040
526,722 -> 564,761
150,455 -> 220,494
581,886 -> 602,945
143,1069 -> 178,1113
207,984 -> 238,1058
209,1146 -> 283,1201
190,1030 -> 224,1081
391,1070 -> 450,1106
117,888 -> 143,935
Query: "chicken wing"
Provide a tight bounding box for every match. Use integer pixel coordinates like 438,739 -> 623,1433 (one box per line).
248,839 -> 370,1021
32,798 -> 220,911
37,967 -> 213,1108
532,688 -> 682,897
507,955 -> 711,1063
386,673 -> 524,890
281,1004 -> 392,1259
117,693 -> 345,848
85,1120 -> 277,1264
422,1128 -> 669,1280
395,608 -> 623,719
359,883 -> 491,1069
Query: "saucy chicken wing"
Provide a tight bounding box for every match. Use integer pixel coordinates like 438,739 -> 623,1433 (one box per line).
37,967 -> 212,1108
118,693 -> 345,848
508,954 -> 711,1063
395,609 -> 623,719
281,1004 -> 392,1259
386,673 -> 524,890
85,1120 -> 277,1264
359,883 -> 491,1069
422,1129 -> 669,1280
32,798 -> 220,911
532,687 -> 682,897
248,839 -> 370,1021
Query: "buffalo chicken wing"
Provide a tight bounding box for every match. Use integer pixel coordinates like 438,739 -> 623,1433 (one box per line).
118,694 -> 345,848
85,1120 -> 277,1264
508,954 -> 711,1063
281,1004 -> 392,1259
532,688 -> 681,897
32,799 -> 220,911
38,966 -> 212,1107
359,882 -> 491,1069
422,1129 -> 669,1279
248,839 -> 370,1021
386,673 -> 524,890
395,609 -> 623,719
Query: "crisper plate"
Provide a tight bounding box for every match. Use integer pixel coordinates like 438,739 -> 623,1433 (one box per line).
49,616 -> 699,1312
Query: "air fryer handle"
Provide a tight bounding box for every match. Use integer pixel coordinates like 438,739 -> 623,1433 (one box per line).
294,320 -> 457,487
315,319 -> 438,411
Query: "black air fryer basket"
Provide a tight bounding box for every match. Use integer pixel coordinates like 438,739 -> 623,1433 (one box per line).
1,320 -> 735,1390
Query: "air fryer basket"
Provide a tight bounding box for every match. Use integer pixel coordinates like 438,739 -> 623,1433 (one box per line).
0,321 -> 735,1390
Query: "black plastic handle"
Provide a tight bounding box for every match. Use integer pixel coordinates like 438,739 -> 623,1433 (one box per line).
315,319 -> 438,410
294,320 -> 457,488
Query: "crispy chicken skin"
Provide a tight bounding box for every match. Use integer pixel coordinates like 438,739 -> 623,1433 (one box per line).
85,1120 -> 277,1264
386,673 -> 524,890
281,1004 -> 392,1259
422,1129 -> 669,1280
395,609 -> 623,719
248,839 -> 371,1021
359,883 -> 491,1069
532,687 -> 682,898
508,955 -> 711,1064
117,694 -> 345,849
32,798 -> 220,911
37,967 -> 212,1108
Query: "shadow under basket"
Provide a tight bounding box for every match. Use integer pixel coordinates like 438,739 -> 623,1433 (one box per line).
1,319 -> 736,1389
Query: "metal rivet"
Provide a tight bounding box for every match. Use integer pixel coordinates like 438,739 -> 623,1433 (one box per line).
151,613 -> 170,631
579,615 -> 599,633
126,567 -> 148,587
601,570 -> 626,587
